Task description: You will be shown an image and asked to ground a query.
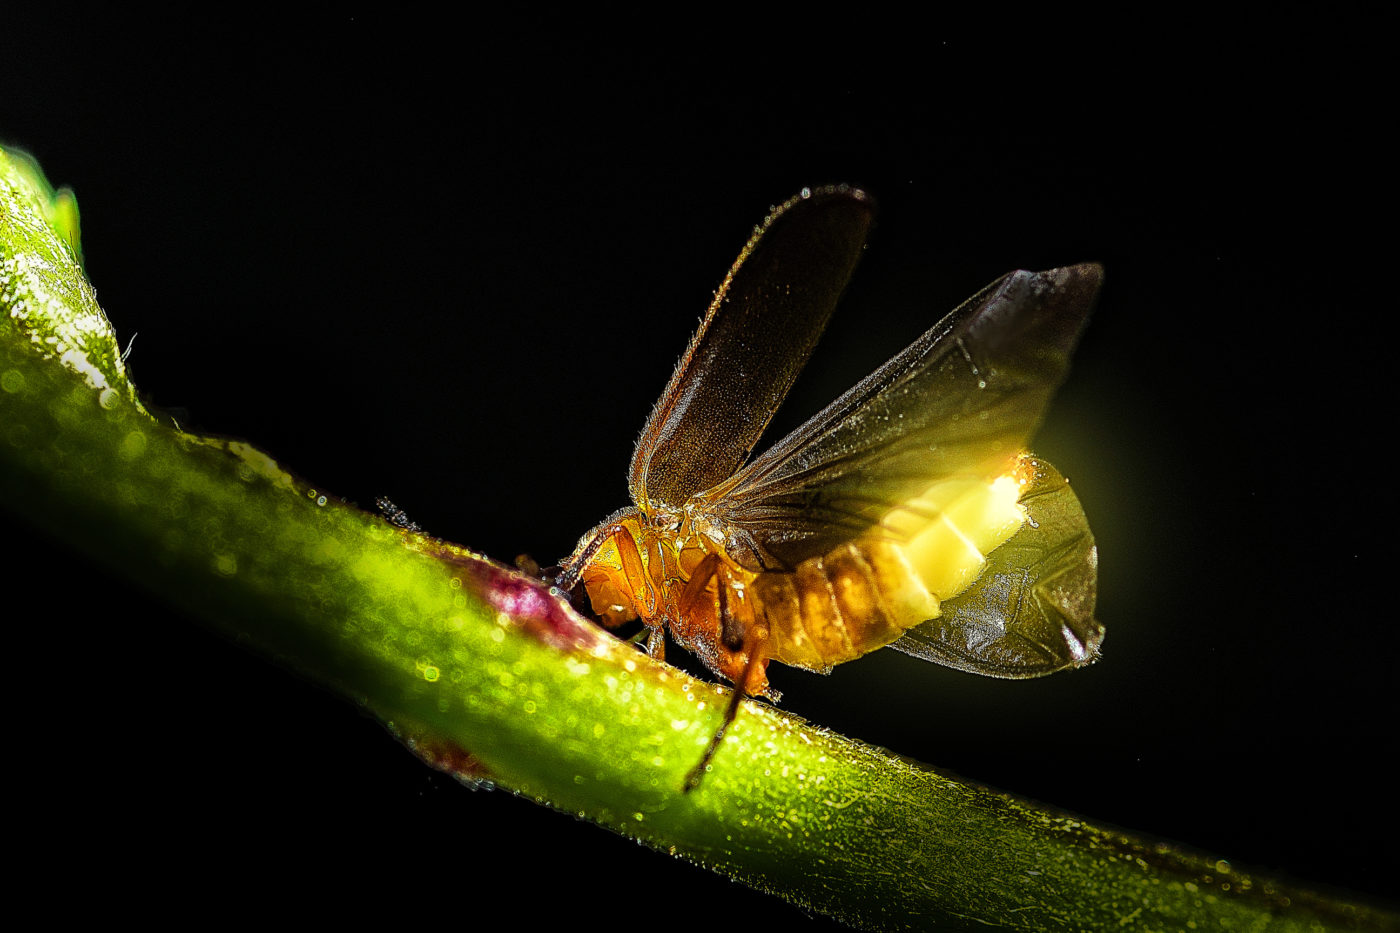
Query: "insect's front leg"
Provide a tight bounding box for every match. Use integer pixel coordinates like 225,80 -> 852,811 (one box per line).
644,624 -> 665,661
558,518 -> 658,624
608,523 -> 657,619
571,520 -> 665,657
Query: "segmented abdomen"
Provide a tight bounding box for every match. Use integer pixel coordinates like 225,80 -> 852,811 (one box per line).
753,540 -> 926,670
755,470 -> 1029,671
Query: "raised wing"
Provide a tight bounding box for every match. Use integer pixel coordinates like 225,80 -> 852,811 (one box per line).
890,455 -> 1102,676
628,186 -> 874,510
702,263 -> 1103,571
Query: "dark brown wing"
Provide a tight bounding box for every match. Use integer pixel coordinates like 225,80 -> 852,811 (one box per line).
890,456 -> 1103,677
628,186 -> 875,510
702,263 -> 1103,571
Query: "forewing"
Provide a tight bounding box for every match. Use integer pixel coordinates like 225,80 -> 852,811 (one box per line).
890,456 -> 1102,677
628,187 -> 875,509
706,263 -> 1102,570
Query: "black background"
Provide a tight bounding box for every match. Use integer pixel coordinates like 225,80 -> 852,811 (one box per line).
4,13 -> 1393,926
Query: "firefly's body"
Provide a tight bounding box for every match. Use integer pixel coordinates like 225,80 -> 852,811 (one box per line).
557,187 -> 1104,786
575,460 -> 1039,698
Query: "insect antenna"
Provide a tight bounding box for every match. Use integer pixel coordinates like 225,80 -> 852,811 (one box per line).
554,535 -> 602,593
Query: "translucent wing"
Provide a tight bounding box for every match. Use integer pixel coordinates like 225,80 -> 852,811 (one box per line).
890,456 -> 1102,676
702,263 -> 1103,571
629,187 -> 874,509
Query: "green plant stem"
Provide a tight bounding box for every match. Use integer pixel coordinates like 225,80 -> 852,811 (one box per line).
3,147 -> 1393,931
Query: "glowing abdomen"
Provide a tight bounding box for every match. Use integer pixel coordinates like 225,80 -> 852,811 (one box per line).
759,469 -> 1028,671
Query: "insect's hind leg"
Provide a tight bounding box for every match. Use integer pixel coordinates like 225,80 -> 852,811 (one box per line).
683,626 -> 769,794
681,560 -> 771,793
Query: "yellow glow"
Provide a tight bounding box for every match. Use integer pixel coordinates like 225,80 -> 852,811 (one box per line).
897,470 -> 1026,601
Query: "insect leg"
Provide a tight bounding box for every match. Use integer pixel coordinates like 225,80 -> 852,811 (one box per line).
557,520 -> 659,620
609,524 -> 658,619
682,561 -> 770,792
683,621 -> 770,794
644,623 -> 666,661
677,552 -> 723,618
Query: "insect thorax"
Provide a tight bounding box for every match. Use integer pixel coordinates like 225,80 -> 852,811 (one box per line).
570,503 -> 742,630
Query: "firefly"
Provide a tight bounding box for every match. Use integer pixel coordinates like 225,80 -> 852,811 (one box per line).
555,186 -> 1104,789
